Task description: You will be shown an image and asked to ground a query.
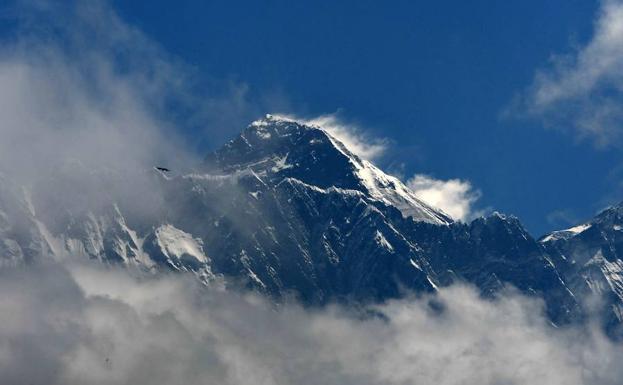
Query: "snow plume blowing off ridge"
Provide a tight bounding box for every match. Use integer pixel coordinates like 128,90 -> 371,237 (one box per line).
270,113 -> 390,161
1,261 -> 622,385
271,113 -> 484,221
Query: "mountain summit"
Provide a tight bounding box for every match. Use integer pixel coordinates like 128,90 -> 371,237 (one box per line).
541,203 -> 623,335
1,116 -> 622,335
207,115 -> 452,225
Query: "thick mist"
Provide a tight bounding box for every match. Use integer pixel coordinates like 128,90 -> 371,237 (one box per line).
0,262 -> 621,385
0,1 -> 272,238
0,2 -> 196,181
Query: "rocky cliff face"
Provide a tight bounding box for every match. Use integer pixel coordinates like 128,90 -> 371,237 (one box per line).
541,205 -> 623,336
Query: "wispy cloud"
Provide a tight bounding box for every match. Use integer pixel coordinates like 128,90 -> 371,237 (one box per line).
0,0 -> 283,185
406,174 -> 483,221
514,0 -> 623,146
275,113 -> 484,221
0,1 -> 193,179
274,113 -> 390,161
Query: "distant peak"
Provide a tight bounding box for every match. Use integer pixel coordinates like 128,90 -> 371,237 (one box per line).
483,211 -> 515,222
540,223 -> 591,243
475,211 -> 523,229
590,203 -> 623,227
597,202 -> 623,215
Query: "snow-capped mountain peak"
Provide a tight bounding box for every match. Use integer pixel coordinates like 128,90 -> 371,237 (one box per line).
206,115 -> 452,225
540,223 -> 592,243
3,115 -> 617,334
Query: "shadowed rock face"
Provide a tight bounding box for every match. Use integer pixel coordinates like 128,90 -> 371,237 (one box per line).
541,205 -> 623,337
2,115 -> 622,332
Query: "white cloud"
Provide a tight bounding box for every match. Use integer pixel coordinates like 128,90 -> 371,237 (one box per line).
407,174 -> 482,221
520,0 -> 623,146
0,0 -> 281,187
274,113 -> 389,160
0,0 -> 280,227
0,261 -> 621,385
0,1 -> 201,184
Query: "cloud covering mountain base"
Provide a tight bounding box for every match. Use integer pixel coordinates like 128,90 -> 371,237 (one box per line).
0,261 -> 621,385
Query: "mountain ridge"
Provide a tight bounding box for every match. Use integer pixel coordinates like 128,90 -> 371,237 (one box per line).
206,114 -> 453,225
1,115 -> 622,336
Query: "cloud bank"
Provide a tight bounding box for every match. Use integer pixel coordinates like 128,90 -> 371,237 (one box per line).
0,261 -> 621,385
518,0 -> 623,146
0,0 -> 197,182
0,0 -> 288,234
407,174 -> 482,221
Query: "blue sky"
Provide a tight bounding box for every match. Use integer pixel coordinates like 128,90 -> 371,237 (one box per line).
3,0 -> 622,235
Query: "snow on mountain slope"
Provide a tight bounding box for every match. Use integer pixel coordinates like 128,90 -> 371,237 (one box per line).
155,224 -> 209,266
540,223 -> 592,243
354,159 -> 451,225
207,114 -> 452,225
193,117 -> 581,321
0,172 -> 219,284
541,203 -> 623,335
